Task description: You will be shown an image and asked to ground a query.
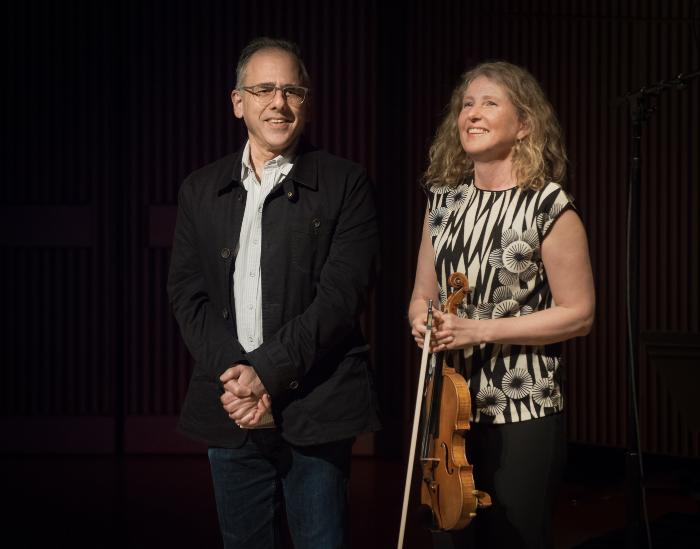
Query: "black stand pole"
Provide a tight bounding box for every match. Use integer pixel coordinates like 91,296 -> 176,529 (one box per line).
625,96 -> 644,549
621,70 -> 700,549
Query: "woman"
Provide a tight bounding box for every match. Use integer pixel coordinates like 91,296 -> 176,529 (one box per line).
409,61 -> 595,548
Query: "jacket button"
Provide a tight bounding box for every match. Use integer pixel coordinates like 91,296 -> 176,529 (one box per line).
287,191 -> 294,199
289,380 -> 299,390
312,218 -> 321,228
222,308 -> 229,320
220,247 -> 231,259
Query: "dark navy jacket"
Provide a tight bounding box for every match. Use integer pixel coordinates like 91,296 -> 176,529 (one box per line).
167,141 -> 381,447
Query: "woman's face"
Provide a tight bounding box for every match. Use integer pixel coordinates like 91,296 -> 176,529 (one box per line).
458,75 -> 528,163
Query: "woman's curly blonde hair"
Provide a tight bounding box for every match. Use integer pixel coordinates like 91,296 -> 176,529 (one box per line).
423,61 -> 568,191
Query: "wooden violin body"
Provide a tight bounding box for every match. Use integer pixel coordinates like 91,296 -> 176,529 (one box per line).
421,363 -> 488,529
420,273 -> 491,530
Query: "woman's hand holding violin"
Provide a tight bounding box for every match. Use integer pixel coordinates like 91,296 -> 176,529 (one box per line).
410,310 -> 434,350
431,309 -> 486,351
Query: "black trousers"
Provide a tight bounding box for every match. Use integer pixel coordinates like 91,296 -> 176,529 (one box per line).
432,413 -> 566,549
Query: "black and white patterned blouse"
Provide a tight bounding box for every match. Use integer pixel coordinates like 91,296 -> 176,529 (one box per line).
426,180 -> 575,424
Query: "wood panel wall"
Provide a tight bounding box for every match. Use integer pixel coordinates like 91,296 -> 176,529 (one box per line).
2,0 -> 698,457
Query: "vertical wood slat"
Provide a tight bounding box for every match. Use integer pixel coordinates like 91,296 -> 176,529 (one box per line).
0,248 -> 107,416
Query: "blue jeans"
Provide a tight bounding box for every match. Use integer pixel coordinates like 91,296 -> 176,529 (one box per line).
208,430 -> 353,549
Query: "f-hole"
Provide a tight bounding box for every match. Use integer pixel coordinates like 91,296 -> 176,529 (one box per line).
440,442 -> 453,474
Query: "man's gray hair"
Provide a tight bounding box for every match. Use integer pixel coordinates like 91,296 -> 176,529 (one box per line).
235,37 -> 310,88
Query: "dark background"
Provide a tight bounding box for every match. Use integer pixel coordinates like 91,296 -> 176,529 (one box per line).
1,0 -> 699,547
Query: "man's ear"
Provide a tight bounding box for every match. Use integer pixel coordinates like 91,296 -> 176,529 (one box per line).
231,89 -> 244,119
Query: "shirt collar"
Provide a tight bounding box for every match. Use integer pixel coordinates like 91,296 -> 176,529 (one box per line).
241,140 -> 295,182
218,138 -> 319,196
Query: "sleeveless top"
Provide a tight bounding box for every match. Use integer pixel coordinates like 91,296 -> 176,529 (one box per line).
426,180 -> 575,424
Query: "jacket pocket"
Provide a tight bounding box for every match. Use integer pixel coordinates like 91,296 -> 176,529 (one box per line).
283,354 -> 373,432
289,217 -> 333,274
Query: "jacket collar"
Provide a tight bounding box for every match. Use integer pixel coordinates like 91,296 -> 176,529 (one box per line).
217,137 -> 319,195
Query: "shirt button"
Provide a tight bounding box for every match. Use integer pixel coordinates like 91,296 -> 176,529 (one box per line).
248,336 -> 253,342
289,380 -> 299,390
222,308 -> 229,320
220,247 -> 231,259
258,206 -> 263,213
249,271 -> 255,277
248,304 -> 254,310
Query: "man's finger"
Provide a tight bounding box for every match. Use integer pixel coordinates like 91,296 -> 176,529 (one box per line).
219,364 -> 245,383
223,396 -> 257,414
229,403 -> 257,421
223,379 -> 253,397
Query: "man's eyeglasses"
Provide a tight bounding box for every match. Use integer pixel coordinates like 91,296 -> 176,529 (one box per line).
240,84 -> 309,106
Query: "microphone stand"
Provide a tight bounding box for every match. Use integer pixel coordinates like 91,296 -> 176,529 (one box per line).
619,69 -> 700,549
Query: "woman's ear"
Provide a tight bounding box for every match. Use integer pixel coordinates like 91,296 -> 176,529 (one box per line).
516,117 -> 530,141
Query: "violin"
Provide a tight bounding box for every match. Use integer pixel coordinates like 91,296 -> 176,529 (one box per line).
398,272 -> 491,547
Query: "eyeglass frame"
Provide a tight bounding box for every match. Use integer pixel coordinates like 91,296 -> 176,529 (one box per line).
238,84 -> 310,106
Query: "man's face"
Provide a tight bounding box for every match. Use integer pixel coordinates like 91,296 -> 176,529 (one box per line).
231,49 -> 307,158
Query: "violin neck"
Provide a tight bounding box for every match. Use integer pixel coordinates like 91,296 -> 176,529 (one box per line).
420,355 -> 445,450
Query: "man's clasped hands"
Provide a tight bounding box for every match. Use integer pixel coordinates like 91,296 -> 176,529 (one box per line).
219,364 -> 271,428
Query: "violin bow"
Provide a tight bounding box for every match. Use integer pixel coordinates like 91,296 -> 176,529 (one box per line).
397,299 -> 434,549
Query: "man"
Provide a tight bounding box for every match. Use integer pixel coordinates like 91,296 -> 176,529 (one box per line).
167,37 -> 380,548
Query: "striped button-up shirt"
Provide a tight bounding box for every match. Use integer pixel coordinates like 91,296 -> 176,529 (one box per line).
234,141 -> 294,354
